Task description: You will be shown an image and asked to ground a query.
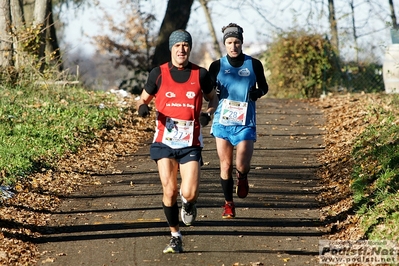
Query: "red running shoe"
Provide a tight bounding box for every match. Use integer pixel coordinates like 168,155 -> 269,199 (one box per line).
222,202 -> 236,219
236,176 -> 249,198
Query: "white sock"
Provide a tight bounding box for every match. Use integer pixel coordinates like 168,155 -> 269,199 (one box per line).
180,189 -> 187,203
172,231 -> 182,239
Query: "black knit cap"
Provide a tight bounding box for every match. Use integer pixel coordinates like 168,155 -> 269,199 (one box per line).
169,30 -> 192,50
222,23 -> 244,44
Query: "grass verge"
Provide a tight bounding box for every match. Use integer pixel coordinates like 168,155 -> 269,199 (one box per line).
0,83 -> 121,186
351,94 -> 399,241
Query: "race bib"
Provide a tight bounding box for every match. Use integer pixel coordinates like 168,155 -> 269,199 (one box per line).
219,99 -> 248,126
162,117 -> 194,148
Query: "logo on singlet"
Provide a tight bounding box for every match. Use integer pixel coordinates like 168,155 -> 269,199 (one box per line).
238,68 -> 250,77
186,91 -> 195,99
165,92 -> 176,98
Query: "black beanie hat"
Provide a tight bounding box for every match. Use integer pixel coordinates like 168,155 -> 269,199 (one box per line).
222,23 -> 244,44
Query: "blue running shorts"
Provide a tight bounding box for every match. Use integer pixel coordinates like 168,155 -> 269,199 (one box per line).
150,142 -> 203,164
211,125 -> 256,146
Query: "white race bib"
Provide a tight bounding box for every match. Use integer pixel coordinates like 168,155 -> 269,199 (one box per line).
162,117 -> 194,148
219,99 -> 248,126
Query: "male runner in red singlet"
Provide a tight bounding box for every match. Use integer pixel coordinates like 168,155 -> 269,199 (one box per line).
136,29 -> 218,254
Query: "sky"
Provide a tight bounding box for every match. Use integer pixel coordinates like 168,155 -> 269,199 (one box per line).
60,0 -> 396,63
61,0 -> 268,55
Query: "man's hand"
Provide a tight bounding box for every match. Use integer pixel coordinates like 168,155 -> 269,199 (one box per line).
249,89 -> 264,101
199,112 -> 211,127
138,104 -> 150,117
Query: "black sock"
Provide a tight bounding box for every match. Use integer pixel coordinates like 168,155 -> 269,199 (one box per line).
162,201 -> 179,227
220,177 -> 234,202
236,170 -> 248,179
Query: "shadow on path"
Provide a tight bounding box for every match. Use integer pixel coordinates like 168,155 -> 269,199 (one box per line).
37,98 -> 326,266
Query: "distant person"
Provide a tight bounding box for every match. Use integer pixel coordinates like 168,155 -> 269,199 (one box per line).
136,29 -> 218,253
208,23 -> 268,219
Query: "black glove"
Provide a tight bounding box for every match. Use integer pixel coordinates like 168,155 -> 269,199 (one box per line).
199,112 -> 211,127
249,89 -> 264,101
138,104 -> 150,117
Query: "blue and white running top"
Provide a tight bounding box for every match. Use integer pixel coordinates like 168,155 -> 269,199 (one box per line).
212,54 -> 257,128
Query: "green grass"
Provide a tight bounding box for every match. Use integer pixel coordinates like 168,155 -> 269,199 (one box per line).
0,83 -> 121,185
351,94 -> 399,241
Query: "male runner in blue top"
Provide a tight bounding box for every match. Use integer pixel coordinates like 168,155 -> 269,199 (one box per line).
208,23 -> 269,219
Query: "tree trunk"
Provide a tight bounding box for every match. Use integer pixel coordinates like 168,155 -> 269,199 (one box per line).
46,0 -> 62,70
151,0 -> 194,68
0,0 -> 13,68
11,0 -> 25,68
389,0 -> 398,29
22,0 -> 35,25
11,0 -> 24,27
349,0 -> 358,63
33,0 -> 47,71
33,0 -> 47,25
328,0 -> 339,55
198,0 -> 222,59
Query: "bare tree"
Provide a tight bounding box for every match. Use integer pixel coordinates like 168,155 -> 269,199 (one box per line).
33,0 -> 49,71
328,0 -> 339,54
0,0 -> 62,73
11,0 -> 24,27
93,0 -> 156,72
389,0 -> 398,28
10,0 -> 25,68
76,0 -> 197,90
46,0 -> 62,69
91,0 -> 157,91
348,0 -> 359,62
0,0 -> 13,68
33,0 -> 61,71
198,0 -> 221,59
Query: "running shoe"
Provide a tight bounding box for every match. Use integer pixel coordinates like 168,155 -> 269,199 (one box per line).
236,176 -> 249,198
222,202 -> 236,219
163,236 -> 183,254
181,202 -> 197,226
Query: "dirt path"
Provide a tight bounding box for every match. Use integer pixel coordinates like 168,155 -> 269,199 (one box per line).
36,98 -> 326,266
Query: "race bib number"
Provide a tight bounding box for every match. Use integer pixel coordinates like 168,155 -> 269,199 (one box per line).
162,117 -> 194,148
219,99 -> 248,126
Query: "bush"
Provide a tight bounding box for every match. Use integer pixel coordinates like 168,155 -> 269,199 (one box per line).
262,30 -> 338,98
